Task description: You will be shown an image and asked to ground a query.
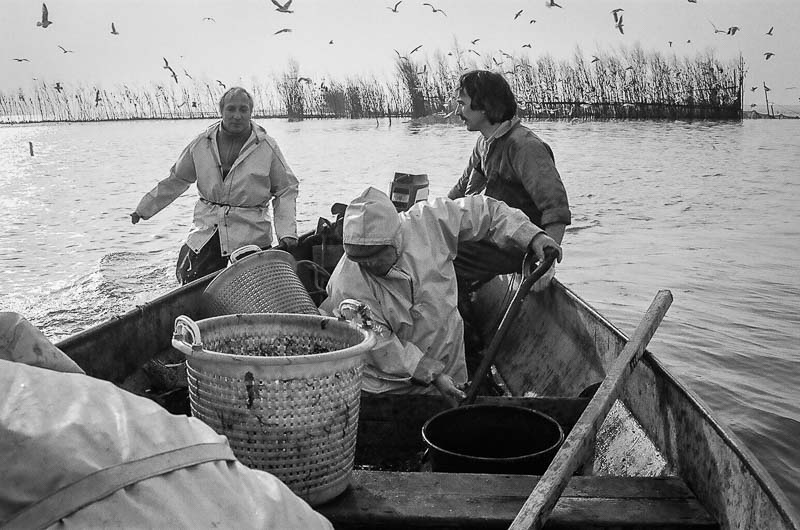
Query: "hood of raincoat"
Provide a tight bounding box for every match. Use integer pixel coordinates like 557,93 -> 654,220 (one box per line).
343,187 -> 401,247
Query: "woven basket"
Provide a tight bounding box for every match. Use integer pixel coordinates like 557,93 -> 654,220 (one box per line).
202,248 -> 318,316
172,313 -> 374,506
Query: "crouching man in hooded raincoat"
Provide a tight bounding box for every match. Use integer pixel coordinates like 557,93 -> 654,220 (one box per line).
319,187 -> 562,404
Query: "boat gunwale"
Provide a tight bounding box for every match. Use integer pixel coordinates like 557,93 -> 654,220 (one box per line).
553,279 -> 799,527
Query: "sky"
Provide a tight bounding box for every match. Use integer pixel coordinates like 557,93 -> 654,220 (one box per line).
2,0 -> 799,107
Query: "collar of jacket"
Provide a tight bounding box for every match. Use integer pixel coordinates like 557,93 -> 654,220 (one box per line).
203,120 -> 267,145
479,117 -> 521,155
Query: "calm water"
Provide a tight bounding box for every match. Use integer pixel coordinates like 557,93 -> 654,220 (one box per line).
1,118 -> 799,514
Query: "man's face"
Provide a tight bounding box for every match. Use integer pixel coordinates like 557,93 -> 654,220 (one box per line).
221,92 -> 252,134
457,90 -> 489,132
344,244 -> 398,277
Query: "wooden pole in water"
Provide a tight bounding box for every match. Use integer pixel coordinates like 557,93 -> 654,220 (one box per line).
28,141 -> 34,156
509,290 -> 673,530
763,81 -> 770,117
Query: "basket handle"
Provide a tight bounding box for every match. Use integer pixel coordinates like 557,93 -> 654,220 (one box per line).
172,315 -> 203,355
229,245 -> 262,264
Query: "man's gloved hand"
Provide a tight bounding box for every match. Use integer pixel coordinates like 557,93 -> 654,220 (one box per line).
528,232 -> 562,292
433,373 -> 467,407
527,232 -> 562,264
276,236 -> 298,252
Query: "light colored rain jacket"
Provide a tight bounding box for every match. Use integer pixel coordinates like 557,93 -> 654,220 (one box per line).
320,188 -> 541,394
135,121 -> 298,256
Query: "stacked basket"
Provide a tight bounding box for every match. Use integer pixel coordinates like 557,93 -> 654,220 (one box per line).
173,249 -> 374,505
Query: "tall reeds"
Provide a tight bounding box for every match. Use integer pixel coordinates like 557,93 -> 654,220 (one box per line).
0,44 -> 743,123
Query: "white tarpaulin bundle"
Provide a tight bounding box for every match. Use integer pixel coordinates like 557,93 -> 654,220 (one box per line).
0,313 -> 332,529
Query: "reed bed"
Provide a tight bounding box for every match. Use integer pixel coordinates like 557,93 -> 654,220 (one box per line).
1,45 -> 743,124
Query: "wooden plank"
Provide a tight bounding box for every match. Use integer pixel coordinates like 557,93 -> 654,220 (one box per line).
318,471 -> 717,529
510,290 -> 673,529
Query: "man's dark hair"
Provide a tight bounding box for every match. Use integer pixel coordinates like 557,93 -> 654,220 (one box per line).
458,70 -> 517,123
218,87 -> 254,113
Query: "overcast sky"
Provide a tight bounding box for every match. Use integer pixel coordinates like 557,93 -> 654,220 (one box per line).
2,0 -> 798,106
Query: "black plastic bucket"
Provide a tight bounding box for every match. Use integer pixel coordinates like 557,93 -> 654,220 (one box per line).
421,404 -> 564,475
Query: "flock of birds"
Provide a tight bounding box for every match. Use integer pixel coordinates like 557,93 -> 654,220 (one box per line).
7,1 -> 797,105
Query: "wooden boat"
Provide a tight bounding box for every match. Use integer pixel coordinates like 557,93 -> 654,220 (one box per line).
54,232 -> 799,529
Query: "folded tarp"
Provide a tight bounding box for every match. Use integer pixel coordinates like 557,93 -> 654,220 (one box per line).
0,313 -> 332,529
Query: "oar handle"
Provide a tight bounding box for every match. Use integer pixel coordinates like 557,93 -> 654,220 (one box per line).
462,248 -> 559,406
509,289 -> 673,530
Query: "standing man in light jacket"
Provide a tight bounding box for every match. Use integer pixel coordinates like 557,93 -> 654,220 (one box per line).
130,87 -> 299,284
319,187 -> 562,405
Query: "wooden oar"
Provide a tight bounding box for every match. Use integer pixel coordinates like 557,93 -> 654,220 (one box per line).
509,289 -> 673,530
463,248 -> 559,406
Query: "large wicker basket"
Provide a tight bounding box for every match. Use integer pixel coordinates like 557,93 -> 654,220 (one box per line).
172,313 -> 374,505
202,248 -> 319,316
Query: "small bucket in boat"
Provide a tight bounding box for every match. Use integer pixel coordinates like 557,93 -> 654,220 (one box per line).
389,172 -> 429,212
421,404 -> 564,474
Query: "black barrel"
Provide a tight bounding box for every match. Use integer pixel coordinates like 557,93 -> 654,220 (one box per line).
422,404 -> 564,474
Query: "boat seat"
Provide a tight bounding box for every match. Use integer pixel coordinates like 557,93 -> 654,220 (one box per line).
317,471 -> 718,529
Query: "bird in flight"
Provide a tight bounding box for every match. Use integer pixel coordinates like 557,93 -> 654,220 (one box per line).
58,45 -> 74,54
95,89 -> 102,106
271,0 -> 293,13
111,22 -> 119,35
591,55 -> 600,63
216,80 -> 226,89
11,58 -> 30,62
469,49 -> 481,57
522,43 -> 532,48
750,86 -> 758,91
611,8 -> 623,23
202,17 -> 216,22
687,0 -> 697,3
387,1 -> 401,12
763,84 -> 771,92
297,76 -> 313,83
422,3 -> 446,16
274,28 -> 292,35
165,66 -> 178,84
471,38 -> 480,44
37,3 -> 53,28
668,41 -> 673,47
162,57 -> 172,70
709,20 -> 726,34
765,26 -> 773,35
546,0 -> 563,8
514,9 -> 523,20
726,26 -> 740,35
329,39 -> 334,44
615,14 -> 624,34
184,69 -> 193,80
54,82 -> 63,92
763,52 -> 774,60
410,44 -> 423,55
529,18 -> 537,23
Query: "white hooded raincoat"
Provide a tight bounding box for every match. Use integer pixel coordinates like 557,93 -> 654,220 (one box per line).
321,188 -> 541,394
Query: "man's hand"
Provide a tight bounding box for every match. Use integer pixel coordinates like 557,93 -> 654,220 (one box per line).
130,212 -> 141,225
528,232 -> 562,263
276,236 -> 298,252
433,373 -> 467,407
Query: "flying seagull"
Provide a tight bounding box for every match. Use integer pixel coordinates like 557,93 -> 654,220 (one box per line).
274,28 -> 292,35
162,57 -> 172,70
111,22 -> 119,35
202,17 -> 216,22
611,8 -> 623,23
183,68 -> 192,80
726,26 -> 740,35
763,52 -> 774,60
36,3 -> 52,28
387,1 -> 401,12
471,38 -> 480,44
165,66 -> 178,84
750,86 -> 758,91
329,39 -> 334,44
271,0 -> 293,13
514,9 -> 523,20
58,45 -> 74,53
546,0 -> 563,8
591,55 -> 600,63
765,26 -> 773,35
297,76 -> 313,83
615,14 -> 624,34
469,49 -> 481,57
54,82 -> 63,92
529,19 -> 537,23
12,57 -> 30,62
216,80 -> 226,89
422,3 -> 446,16
410,44 -> 423,54
522,43 -> 532,48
